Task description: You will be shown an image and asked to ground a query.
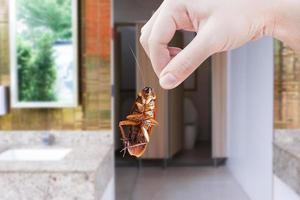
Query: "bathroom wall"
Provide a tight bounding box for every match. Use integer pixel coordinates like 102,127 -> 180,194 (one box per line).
0,0 -> 111,130
227,38 -> 274,200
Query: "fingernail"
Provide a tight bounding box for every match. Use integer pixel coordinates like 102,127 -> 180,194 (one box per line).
159,73 -> 177,89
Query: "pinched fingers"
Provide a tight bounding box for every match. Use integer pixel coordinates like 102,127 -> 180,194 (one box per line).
159,21 -> 217,89
140,0 -> 218,89
140,1 -> 178,76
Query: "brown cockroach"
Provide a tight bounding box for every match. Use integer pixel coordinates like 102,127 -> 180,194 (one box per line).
119,86 -> 158,157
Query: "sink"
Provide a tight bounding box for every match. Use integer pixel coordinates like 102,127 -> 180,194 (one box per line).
0,148 -> 72,161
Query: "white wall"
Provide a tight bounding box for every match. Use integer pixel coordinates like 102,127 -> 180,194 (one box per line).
227,38 -> 274,200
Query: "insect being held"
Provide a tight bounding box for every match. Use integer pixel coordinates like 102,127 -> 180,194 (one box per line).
119,86 -> 158,157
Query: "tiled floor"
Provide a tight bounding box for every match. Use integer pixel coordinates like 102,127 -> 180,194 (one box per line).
116,166 -> 250,200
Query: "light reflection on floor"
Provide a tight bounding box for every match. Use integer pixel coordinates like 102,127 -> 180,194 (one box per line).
115,166 -> 250,200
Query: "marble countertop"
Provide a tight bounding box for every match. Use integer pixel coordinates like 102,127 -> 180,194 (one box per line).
0,131 -> 113,173
275,130 -> 300,159
274,129 -> 300,195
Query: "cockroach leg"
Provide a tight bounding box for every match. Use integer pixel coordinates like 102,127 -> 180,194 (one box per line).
126,113 -> 143,121
120,143 -> 128,157
120,147 -> 127,157
119,120 -> 139,157
128,142 -> 147,148
122,142 -> 148,152
136,102 -> 144,112
120,138 -> 130,157
120,141 -> 148,157
119,120 -> 139,126
148,118 -> 159,126
141,127 -> 150,142
119,120 -> 139,140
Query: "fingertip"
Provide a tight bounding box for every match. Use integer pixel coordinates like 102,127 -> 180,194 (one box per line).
159,73 -> 178,90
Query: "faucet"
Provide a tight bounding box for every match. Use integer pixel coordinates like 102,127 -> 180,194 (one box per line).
42,133 -> 55,146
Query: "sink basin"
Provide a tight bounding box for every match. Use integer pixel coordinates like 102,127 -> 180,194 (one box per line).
0,148 -> 72,161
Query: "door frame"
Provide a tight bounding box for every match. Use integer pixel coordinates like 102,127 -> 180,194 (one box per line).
212,52 -> 228,158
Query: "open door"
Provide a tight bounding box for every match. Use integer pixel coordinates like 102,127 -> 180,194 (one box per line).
136,23 -> 184,159
212,52 -> 228,158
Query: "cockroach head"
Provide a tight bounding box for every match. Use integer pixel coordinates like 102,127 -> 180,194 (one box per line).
143,87 -> 154,96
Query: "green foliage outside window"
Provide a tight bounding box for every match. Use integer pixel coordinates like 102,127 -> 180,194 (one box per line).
17,39 -> 35,101
18,33 -> 56,101
31,33 -> 57,101
18,0 -> 72,40
16,0 -> 72,101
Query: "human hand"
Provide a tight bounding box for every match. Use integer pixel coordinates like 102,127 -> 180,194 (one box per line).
140,0 -> 300,89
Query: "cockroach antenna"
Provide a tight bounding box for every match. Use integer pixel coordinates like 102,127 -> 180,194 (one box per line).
128,45 -> 146,88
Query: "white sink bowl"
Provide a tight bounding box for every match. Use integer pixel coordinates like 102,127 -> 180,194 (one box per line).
0,148 -> 72,161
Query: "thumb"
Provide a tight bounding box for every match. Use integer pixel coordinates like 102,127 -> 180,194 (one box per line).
159,22 -> 217,89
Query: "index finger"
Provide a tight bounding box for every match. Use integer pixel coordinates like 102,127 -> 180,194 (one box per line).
148,11 -> 177,76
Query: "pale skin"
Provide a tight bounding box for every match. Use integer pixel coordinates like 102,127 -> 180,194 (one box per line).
140,0 -> 300,89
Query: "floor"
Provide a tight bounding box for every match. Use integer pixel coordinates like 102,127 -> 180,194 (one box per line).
171,141 -> 212,165
116,166 -> 250,200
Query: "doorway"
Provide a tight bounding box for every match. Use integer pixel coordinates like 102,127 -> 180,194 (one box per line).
170,58 -> 213,165
113,24 -> 138,165
112,23 -> 224,165
112,1 -> 227,167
